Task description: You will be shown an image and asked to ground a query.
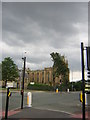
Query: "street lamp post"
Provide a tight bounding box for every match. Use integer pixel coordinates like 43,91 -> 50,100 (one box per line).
21,57 -> 26,109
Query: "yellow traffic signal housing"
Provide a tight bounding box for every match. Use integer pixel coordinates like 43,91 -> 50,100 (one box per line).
80,92 -> 83,102
8,91 -> 12,97
80,92 -> 87,105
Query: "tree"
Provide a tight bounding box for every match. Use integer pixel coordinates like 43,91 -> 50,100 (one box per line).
50,52 -> 69,90
2,57 -> 19,86
68,81 -> 82,91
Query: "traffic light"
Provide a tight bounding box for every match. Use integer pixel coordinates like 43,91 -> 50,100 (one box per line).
87,71 -> 90,78
85,70 -> 90,93
86,47 -> 90,70
8,90 -> 12,97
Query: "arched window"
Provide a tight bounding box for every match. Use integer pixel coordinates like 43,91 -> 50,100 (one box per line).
37,72 -> 39,82
60,79 -> 62,84
48,72 -> 49,82
32,73 -> 34,82
42,71 -> 44,83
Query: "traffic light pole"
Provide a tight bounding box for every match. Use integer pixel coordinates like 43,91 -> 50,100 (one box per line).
81,42 -> 85,120
21,57 -> 26,109
5,88 -> 9,119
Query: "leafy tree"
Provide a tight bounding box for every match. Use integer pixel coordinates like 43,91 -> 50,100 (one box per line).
2,57 -> 19,86
50,52 -> 69,90
68,81 -> 82,91
73,81 -> 82,91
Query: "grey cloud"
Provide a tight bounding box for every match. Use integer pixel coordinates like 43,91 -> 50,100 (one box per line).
27,55 -> 50,64
1,2 -> 88,75
2,3 -> 88,46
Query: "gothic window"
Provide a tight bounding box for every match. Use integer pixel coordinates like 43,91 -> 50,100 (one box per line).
48,72 -> 49,82
42,71 -> 44,83
32,73 -> 34,82
60,79 -> 62,84
37,72 -> 39,82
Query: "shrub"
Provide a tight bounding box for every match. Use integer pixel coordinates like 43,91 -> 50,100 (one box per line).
27,83 -> 54,91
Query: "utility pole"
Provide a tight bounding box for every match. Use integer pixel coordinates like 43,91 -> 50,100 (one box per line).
81,42 -> 85,120
21,57 -> 26,109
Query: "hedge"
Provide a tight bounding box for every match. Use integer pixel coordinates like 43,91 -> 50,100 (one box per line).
27,83 -> 55,91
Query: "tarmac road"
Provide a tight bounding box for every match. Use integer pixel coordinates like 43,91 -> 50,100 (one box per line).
2,91 -> 82,115
2,92 -> 27,111
32,91 -> 82,114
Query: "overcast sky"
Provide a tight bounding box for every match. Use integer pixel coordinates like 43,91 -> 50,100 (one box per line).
1,2 -> 88,81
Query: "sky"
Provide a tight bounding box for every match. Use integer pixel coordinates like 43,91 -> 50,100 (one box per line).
1,2 -> 89,81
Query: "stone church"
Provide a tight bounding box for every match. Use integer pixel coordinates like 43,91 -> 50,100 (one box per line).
23,67 -> 69,88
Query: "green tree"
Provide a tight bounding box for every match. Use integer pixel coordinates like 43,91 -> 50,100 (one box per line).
50,52 -> 69,90
68,81 -> 82,91
2,57 -> 19,86
74,81 -> 82,91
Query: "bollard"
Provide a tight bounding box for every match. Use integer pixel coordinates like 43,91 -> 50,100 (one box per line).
27,92 -> 32,107
56,88 -> 58,93
67,89 -> 69,93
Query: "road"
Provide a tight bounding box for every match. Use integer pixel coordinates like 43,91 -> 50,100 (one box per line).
1,91 -> 82,115
32,91 -> 82,114
2,91 -> 27,111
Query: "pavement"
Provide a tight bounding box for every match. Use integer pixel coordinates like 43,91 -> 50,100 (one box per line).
1,106 -> 90,120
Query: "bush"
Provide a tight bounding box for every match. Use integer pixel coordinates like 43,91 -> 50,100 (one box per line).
27,83 -> 54,91
27,81 -> 82,92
